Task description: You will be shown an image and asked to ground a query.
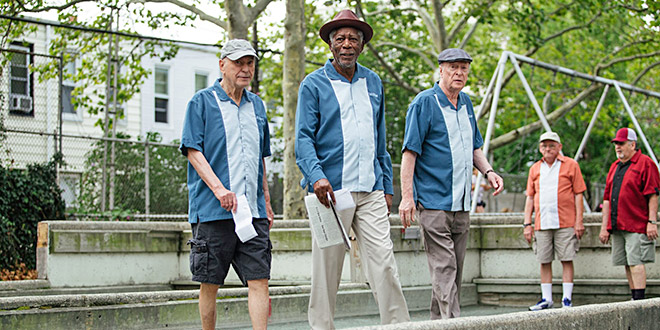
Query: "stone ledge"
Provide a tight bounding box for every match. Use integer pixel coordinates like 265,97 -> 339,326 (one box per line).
351,298 -> 660,330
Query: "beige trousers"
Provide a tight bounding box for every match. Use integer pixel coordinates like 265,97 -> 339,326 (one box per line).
308,191 -> 410,330
418,208 -> 470,320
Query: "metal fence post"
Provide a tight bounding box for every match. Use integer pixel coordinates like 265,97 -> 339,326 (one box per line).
145,139 -> 150,221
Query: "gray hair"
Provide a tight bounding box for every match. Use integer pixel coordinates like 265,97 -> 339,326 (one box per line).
329,29 -> 364,44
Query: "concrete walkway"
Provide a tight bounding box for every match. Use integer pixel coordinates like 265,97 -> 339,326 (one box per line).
234,305 -> 525,330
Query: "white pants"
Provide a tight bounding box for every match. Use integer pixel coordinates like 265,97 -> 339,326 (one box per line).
308,190 -> 410,329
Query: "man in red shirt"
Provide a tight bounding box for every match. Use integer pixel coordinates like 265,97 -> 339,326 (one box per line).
599,127 -> 659,300
523,132 -> 586,310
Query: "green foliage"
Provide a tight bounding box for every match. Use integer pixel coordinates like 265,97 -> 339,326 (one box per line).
0,155 -> 65,271
75,132 -> 188,215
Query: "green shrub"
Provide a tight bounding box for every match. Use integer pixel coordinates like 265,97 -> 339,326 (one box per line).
0,154 -> 65,271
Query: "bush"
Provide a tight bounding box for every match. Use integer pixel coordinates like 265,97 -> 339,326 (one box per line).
0,155 -> 65,272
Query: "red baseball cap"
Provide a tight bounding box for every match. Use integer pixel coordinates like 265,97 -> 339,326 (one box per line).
611,127 -> 637,143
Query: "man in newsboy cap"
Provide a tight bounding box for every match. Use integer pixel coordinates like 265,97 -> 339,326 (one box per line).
181,39 -> 274,330
295,9 -> 410,329
399,48 -> 504,319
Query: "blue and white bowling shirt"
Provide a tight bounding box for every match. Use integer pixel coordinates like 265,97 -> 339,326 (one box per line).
402,82 -> 484,211
295,59 -> 393,195
180,79 -> 271,223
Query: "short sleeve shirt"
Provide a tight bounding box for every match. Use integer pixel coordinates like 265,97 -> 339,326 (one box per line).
402,83 -> 483,211
180,79 -> 271,223
526,155 -> 586,230
603,149 -> 660,233
295,60 -> 393,195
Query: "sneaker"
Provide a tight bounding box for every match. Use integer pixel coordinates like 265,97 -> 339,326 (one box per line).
562,297 -> 572,307
529,298 -> 553,311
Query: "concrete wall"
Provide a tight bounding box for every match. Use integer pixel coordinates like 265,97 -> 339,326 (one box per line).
37,214 -> 660,293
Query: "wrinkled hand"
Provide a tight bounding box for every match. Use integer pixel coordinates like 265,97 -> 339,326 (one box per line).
313,179 -> 335,208
487,172 -> 504,196
213,187 -> 237,212
647,223 -> 658,240
385,194 -> 393,216
523,226 -> 534,243
265,201 -> 275,229
398,197 -> 416,229
574,222 -> 585,239
599,229 -> 610,244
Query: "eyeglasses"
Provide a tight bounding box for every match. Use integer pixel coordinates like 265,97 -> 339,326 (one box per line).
540,144 -> 558,149
612,141 -> 628,146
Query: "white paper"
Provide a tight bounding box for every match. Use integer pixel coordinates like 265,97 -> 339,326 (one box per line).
304,194 -> 351,250
333,189 -> 355,211
232,194 -> 257,243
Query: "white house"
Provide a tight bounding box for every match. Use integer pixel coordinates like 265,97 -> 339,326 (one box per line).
1,18 -> 221,207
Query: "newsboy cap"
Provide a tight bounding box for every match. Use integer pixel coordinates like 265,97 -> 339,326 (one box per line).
220,39 -> 259,61
437,48 -> 473,64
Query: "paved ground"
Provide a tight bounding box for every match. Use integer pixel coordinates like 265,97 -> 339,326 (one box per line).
234,304 -> 530,330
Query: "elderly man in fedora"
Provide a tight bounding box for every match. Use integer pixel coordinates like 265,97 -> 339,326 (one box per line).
399,48 -> 504,319
295,9 -> 410,329
181,39 -> 274,330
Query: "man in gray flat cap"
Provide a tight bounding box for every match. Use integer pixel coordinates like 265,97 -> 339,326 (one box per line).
399,48 -> 504,319
181,38 -> 274,330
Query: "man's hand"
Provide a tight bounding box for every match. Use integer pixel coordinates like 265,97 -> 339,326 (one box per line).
385,193 -> 393,216
265,201 -> 275,229
523,226 -> 534,243
313,178 -> 335,208
574,221 -> 585,239
486,172 -> 504,196
398,197 -> 416,229
213,187 -> 237,212
599,228 -> 610,244
647,222 -> 658,240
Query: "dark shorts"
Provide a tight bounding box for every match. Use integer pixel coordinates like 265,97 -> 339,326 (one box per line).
188,218 -> 271,286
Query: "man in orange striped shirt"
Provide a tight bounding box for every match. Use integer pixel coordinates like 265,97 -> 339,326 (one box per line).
523,131 -> 586,310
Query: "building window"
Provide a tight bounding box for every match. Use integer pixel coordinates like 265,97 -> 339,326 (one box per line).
62,61 -> 76,114
154,67 -> 168,123
195,73 -> 208,92
8,44 -> 33,115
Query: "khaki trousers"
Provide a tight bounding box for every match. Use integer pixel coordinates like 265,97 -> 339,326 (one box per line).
308,191 -> 410,330
418,208 -> 470,319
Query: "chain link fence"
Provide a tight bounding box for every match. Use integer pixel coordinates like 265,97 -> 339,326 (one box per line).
1,48 -> 189,220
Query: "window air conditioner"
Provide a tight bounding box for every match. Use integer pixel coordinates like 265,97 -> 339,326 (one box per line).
9,94 -> 33,113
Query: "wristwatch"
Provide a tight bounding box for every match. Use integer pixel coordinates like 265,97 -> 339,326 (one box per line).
485,169 -> 495,177
523,223 -> 532,228
649,220 -> 657,225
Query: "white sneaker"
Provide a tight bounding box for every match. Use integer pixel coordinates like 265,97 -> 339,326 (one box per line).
529,298 -> 553,311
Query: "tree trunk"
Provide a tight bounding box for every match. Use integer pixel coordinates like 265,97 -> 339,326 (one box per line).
225,0 -> 249,39
282,0 -> 306,219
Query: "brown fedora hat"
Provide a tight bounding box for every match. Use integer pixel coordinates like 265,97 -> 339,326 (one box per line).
319,10 -> 373,45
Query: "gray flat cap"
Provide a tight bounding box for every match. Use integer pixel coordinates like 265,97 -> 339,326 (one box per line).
437,48 -> 472,64
221,39 -> 259,61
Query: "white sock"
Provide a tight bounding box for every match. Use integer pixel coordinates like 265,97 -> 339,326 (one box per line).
541,283 -> 553,302
563,282 -> 574,300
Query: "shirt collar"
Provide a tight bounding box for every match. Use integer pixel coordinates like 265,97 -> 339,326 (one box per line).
433,82 -> 462,110
324,59 -> 365,83
542,154 -> 565,166
213,78 -> 252,106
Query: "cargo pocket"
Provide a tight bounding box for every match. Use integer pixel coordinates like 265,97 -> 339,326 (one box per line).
640,235 -> 656,264
187,238 -> 209,276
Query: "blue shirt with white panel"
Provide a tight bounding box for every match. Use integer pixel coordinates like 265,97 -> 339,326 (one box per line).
180,79 -> 271,223
402,83 -> 483,211
296,59 -> 393,195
